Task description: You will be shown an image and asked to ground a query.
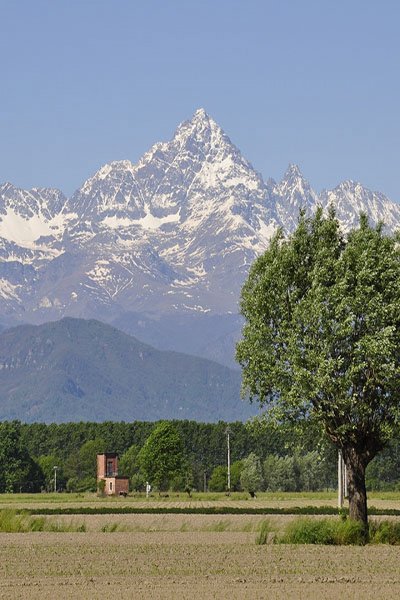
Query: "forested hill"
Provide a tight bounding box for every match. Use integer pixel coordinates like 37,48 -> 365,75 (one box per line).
0,318 -> 254,423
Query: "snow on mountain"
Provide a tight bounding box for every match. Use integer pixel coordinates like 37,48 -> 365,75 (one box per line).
60,109 -> 278,316
272,164 -> 319,230
0,184 -> 69,242
319,180 -> 400,232
0,109 -> 399,365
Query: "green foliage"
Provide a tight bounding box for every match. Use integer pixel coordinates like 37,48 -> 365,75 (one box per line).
208,465 -> 228,492
97,478 -> 106,495
20,420 -> 257,492
208,460 -> 244,493
237,211 -> 400,444
237,210 -> 400,522
138,422 -> 187,491
264,455 -> 298,492
240,453 -> 263,495
37,455 -> 65,492
204,520 -> 231,532
369,520 -> 400,544
299,451 -> 331,491
366,439 -> 400,490
119,444 -> 140,478
230,460 -> 244,491
6,416 -> 400,494
0,509 -> 39,532
66,476 -> 97,493
0,421 -> 44,493
278,518 -> 367,545
101,522 -> 120,532
275,517 -> 400,546
0,509 -> 85,532
24,503 -> 347,517
64,437 -> 105,491
119,444 -> 144,490
263,451 -> 328,492
130,472 -> 146,492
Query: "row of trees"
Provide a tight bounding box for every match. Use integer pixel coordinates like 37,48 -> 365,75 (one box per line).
209,451 -> 333,495
1,418 -> 399,494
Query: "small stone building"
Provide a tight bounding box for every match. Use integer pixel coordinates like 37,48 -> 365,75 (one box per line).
97,453 -> 129,496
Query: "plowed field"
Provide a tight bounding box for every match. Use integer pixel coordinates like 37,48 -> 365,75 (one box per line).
1,514 -> 400,599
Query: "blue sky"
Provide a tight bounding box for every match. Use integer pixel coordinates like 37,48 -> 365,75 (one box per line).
1,0 -> 399,200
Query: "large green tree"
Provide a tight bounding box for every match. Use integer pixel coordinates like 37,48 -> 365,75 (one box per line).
236,209 -> 400,531
138,421 -> 187,491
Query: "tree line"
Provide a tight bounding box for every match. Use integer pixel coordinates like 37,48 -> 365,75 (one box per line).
0,418 -> 398,494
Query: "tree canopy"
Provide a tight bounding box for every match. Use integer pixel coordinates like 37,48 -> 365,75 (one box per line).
0,421 -> 44,492
138,421 -> 187,491
236,209 -> 400,529
240,452 -> 263,496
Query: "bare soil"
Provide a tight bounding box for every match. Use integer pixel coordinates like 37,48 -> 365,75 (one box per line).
1,515 -> 400,599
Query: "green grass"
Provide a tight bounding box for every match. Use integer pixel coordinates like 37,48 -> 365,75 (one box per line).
0,509 -> 86,532
369,520 -> 400,544
0,491 -> 337,504
254,517 -> 400,546
255,519 -> 274,545
204,519 -> 232,532
278,517 -> 366,545
0,490 -> 400,505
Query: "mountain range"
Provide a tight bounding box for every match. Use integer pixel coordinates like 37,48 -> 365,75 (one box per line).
0,318 -> 254,423
1,108 -> 399,369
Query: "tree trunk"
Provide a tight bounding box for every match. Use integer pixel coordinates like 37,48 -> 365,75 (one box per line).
343,447 -> 368,538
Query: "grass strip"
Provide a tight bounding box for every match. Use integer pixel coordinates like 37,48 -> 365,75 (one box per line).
11,505 -> 400,516
0,509 -> 86,533
255,517 -> 400,546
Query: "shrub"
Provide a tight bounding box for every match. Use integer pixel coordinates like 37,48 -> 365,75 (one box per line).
278,517 -> 366,545
369,520 -> 400,545
334,519 -> 367,545
279,518 -> 335,544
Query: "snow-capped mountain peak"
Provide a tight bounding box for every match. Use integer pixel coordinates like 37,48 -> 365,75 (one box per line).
272,164 -> 319,229
0,110 -> 399,353
320,180 -> 400,232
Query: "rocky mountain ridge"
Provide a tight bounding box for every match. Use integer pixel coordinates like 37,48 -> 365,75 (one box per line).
1,109 -> 399,366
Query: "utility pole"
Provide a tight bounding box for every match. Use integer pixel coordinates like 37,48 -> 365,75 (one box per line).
53,466 -> 58,493
338,451 -> 347,508
338,451 -> 343,508
226,427 -> 231,495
